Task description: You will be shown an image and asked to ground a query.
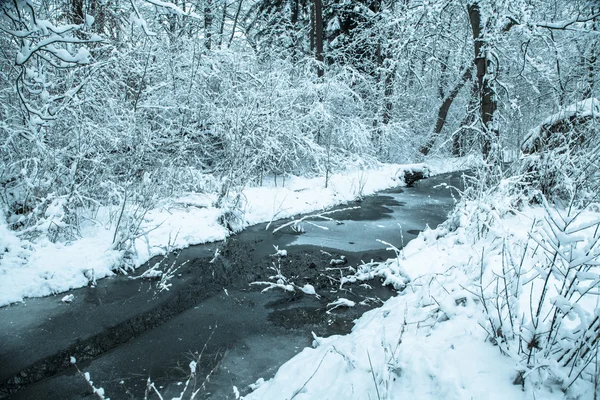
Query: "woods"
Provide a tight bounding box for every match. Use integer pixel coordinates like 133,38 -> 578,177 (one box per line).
1,0 -> 598,227
1,1 -> 599,398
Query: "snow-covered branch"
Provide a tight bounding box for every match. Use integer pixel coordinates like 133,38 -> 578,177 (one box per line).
536,12 -> 600,30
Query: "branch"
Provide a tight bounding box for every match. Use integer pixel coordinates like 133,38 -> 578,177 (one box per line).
143,0 -> 203,20
536,13 -> 600,30
502,12 -> 600,32
271,206 -> 360,234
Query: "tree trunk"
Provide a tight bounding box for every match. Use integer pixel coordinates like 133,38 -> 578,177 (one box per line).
453,79 -> 478,156
218,0 -> 227,47
420,64 -> 473,156
583,13 -> 598,99
310,1 -> 315,53
314,0 -> 324,77
467,2 -> 497,158
291,0 -> 299,25
205,0 -> 213,50
228,0 -> 243,46
382,66 -> 394,125
71,0 -> 84,25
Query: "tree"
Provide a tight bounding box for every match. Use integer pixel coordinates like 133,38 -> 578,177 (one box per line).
467,1 -> 497,158
313,0 -> 324,77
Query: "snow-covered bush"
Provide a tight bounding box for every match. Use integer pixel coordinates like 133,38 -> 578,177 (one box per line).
431,161 -> 600,395
520,98 -> 600,203
444,165 -> 525,239
478,202 -> 600,395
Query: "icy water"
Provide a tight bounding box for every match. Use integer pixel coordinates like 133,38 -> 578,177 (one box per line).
0,171 -> 465,400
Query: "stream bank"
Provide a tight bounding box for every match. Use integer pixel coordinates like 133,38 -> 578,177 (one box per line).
0,171 -> 465,400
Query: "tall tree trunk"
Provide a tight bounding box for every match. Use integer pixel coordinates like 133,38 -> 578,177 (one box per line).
205,0 -> 213,50
314,0 -> 323,77
228,0 -> 243,46
583,11 -> 598,99
71,0 -> 84,25
218,0 -> 227,47
453,79 -> 478,156
467,2 -> 497,158
382,68 -> 394,125
420,64 -> 473,156
310,1 -> 315,53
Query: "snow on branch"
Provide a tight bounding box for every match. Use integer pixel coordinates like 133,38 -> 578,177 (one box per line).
536,12 -> 600,30
1,1 -> 102,126
271,206 -> 360,234
143,0 -> 203,20
503,11 -> 600,32
251,262 -> 321,298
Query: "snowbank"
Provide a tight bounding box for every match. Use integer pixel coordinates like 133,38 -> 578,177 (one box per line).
0,157 -> 477,306
242,191 -> 599,399
522,97 -> 600,153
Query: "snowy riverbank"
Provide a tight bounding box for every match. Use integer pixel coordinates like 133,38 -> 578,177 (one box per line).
242,184 -> 600,399
0,157 -> 475,307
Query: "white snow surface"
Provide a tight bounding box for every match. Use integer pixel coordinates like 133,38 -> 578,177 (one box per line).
540,97 -> 599,127
242,198 -> 599,399
0,157 -> 474,306
522,97 -> 599,152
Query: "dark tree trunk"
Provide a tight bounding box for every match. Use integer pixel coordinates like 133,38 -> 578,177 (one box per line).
218,0 -> 227,47
205,0 -> 213,50
291,0 -> 299,24
467,2 -> 497,158
71,0 -> 84,25
314,0 -> 324,77
228,0 -> 243,46
382,70 -> 394,125
420,64 -> 473,156
310,1 -> 315,52
453,79 -> 479,156
583,13 -> 598,99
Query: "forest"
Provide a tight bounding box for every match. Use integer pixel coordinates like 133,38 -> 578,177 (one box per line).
2,0 -> 597,219
1,0 -> 599,399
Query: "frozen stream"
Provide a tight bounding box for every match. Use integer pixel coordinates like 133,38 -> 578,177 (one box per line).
0,171 -> 464,400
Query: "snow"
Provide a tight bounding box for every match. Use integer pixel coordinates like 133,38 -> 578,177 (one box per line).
61,294 -> 74,303
241,191 -> 599,399
326,297 -> 355,311
0,158 -> 477,307
522,97 -> 600,152
272,245 -> 288,257
300,284 -> 317,296
244,298 -> 537,399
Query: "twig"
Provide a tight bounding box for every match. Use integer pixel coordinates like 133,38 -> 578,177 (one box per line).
272,206 -> 360,233
367,349 -> 381,400
290,350 -> 330,400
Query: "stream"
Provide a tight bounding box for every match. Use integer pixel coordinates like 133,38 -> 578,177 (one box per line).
0,171 -> 465,400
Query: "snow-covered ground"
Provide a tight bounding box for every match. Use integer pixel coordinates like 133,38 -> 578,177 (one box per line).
242,185 -> 600,399
0,157 -> 475,307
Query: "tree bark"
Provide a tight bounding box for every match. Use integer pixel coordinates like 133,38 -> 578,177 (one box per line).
453,79 -> 478,156
310,1 -> 315,53
583,11 -> 598,99
228,0 -> 243,46
205,0 -> 213,50
314,0 -> 324,77
420,64 -> 473,156
218,0 -> 227,47
467,2 -> 497,158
